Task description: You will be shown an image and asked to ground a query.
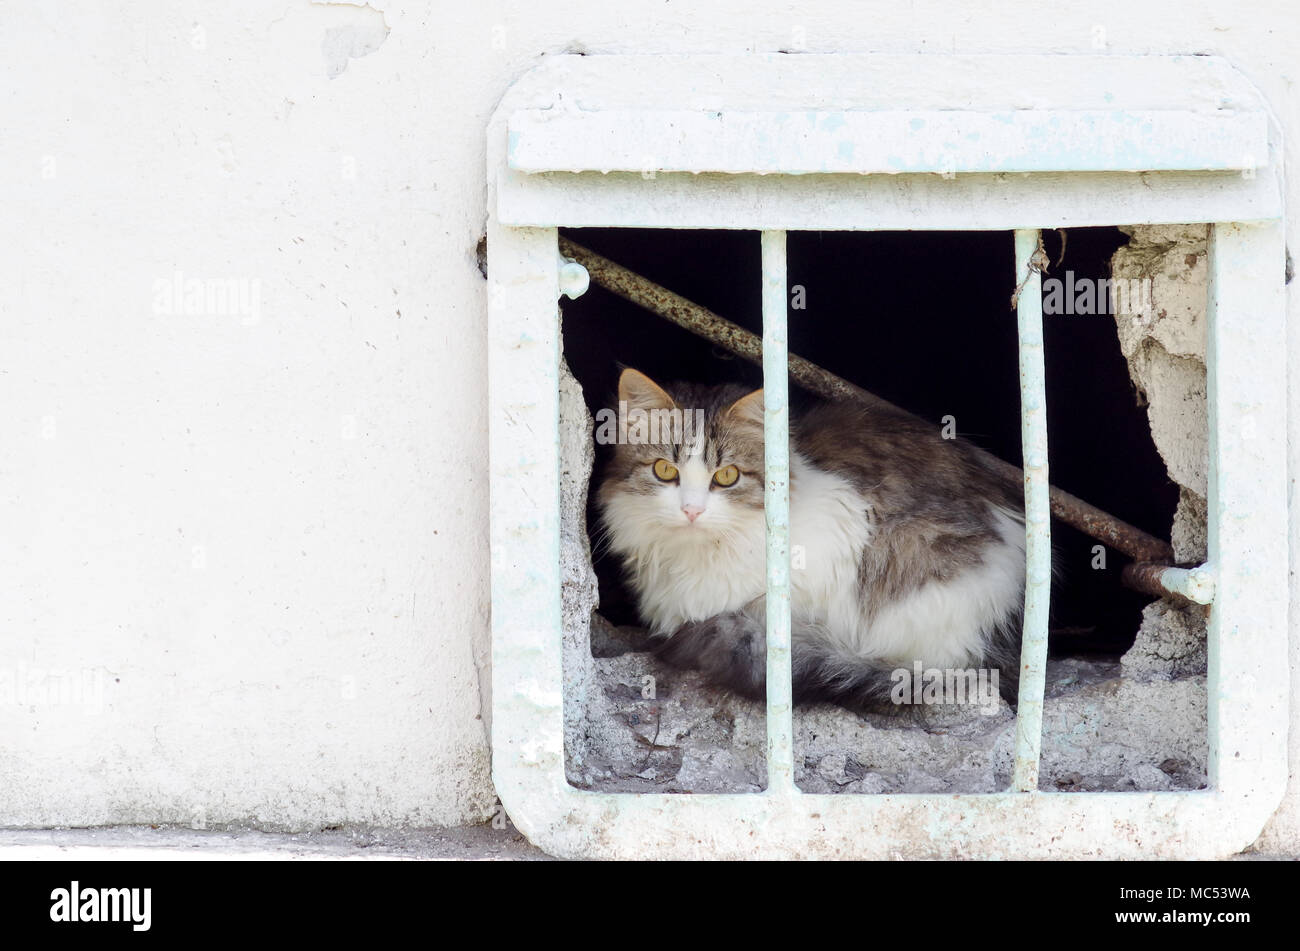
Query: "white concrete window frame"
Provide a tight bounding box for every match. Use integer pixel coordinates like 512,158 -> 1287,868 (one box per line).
486,54 -> 1287,860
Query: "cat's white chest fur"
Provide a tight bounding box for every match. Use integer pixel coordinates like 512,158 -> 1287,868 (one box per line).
620,517 -> 767,633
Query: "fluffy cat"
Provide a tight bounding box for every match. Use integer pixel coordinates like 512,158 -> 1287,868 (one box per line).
596,368 -> 1027,712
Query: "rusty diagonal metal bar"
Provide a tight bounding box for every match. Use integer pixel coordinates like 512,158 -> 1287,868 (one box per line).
560,236 -> 1176,568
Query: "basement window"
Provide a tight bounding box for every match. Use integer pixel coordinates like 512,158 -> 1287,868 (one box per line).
561,225 -> 1204,797
486,53 -> 1287,859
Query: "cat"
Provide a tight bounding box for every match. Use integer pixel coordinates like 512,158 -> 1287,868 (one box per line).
596,367 -> 1027,713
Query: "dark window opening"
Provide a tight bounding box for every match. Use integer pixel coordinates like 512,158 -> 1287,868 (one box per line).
560,226 -> 1179,661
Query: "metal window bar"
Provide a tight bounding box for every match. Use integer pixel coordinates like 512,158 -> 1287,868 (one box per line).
761,230 -> 795,795
1011,229 -> 1052,792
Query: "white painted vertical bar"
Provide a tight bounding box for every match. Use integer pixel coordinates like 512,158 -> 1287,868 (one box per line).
486,223 -> 568,818
761,230 -> 795,795
1205,221 -> 1289,801
1011,229 -> 1052,793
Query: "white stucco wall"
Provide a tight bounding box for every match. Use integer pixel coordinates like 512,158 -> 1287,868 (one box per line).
1,0 -> 1297,848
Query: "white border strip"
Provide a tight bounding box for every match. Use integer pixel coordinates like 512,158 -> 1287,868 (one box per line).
509,109 -> 1267,176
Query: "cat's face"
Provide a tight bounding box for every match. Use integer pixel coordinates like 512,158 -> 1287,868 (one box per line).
598,369 -> 766,541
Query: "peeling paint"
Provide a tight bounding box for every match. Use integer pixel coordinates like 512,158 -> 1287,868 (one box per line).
313,1 -> 390,79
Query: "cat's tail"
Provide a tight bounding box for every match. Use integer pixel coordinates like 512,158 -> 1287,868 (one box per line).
792,635 -> 1020,713
656,604 -> 1018,714
789,639 -> 919,713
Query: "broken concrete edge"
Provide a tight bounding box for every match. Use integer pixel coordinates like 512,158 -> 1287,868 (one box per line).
1111,226 -> 1210,682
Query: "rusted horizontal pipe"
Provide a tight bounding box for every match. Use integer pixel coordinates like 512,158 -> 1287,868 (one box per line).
1121,562 -> 1214,609
560,235 -> 1175,565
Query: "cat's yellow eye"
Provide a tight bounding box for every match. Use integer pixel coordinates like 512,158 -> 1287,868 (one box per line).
652,459 -> 679,482
712,465 -> 740,487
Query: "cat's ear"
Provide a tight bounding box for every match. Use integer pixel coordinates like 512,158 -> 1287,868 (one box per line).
618,368 -> 676,411
725,389 -> 764,428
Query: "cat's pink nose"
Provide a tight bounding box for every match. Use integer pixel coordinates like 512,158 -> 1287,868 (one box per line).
682,504 -> 704,523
